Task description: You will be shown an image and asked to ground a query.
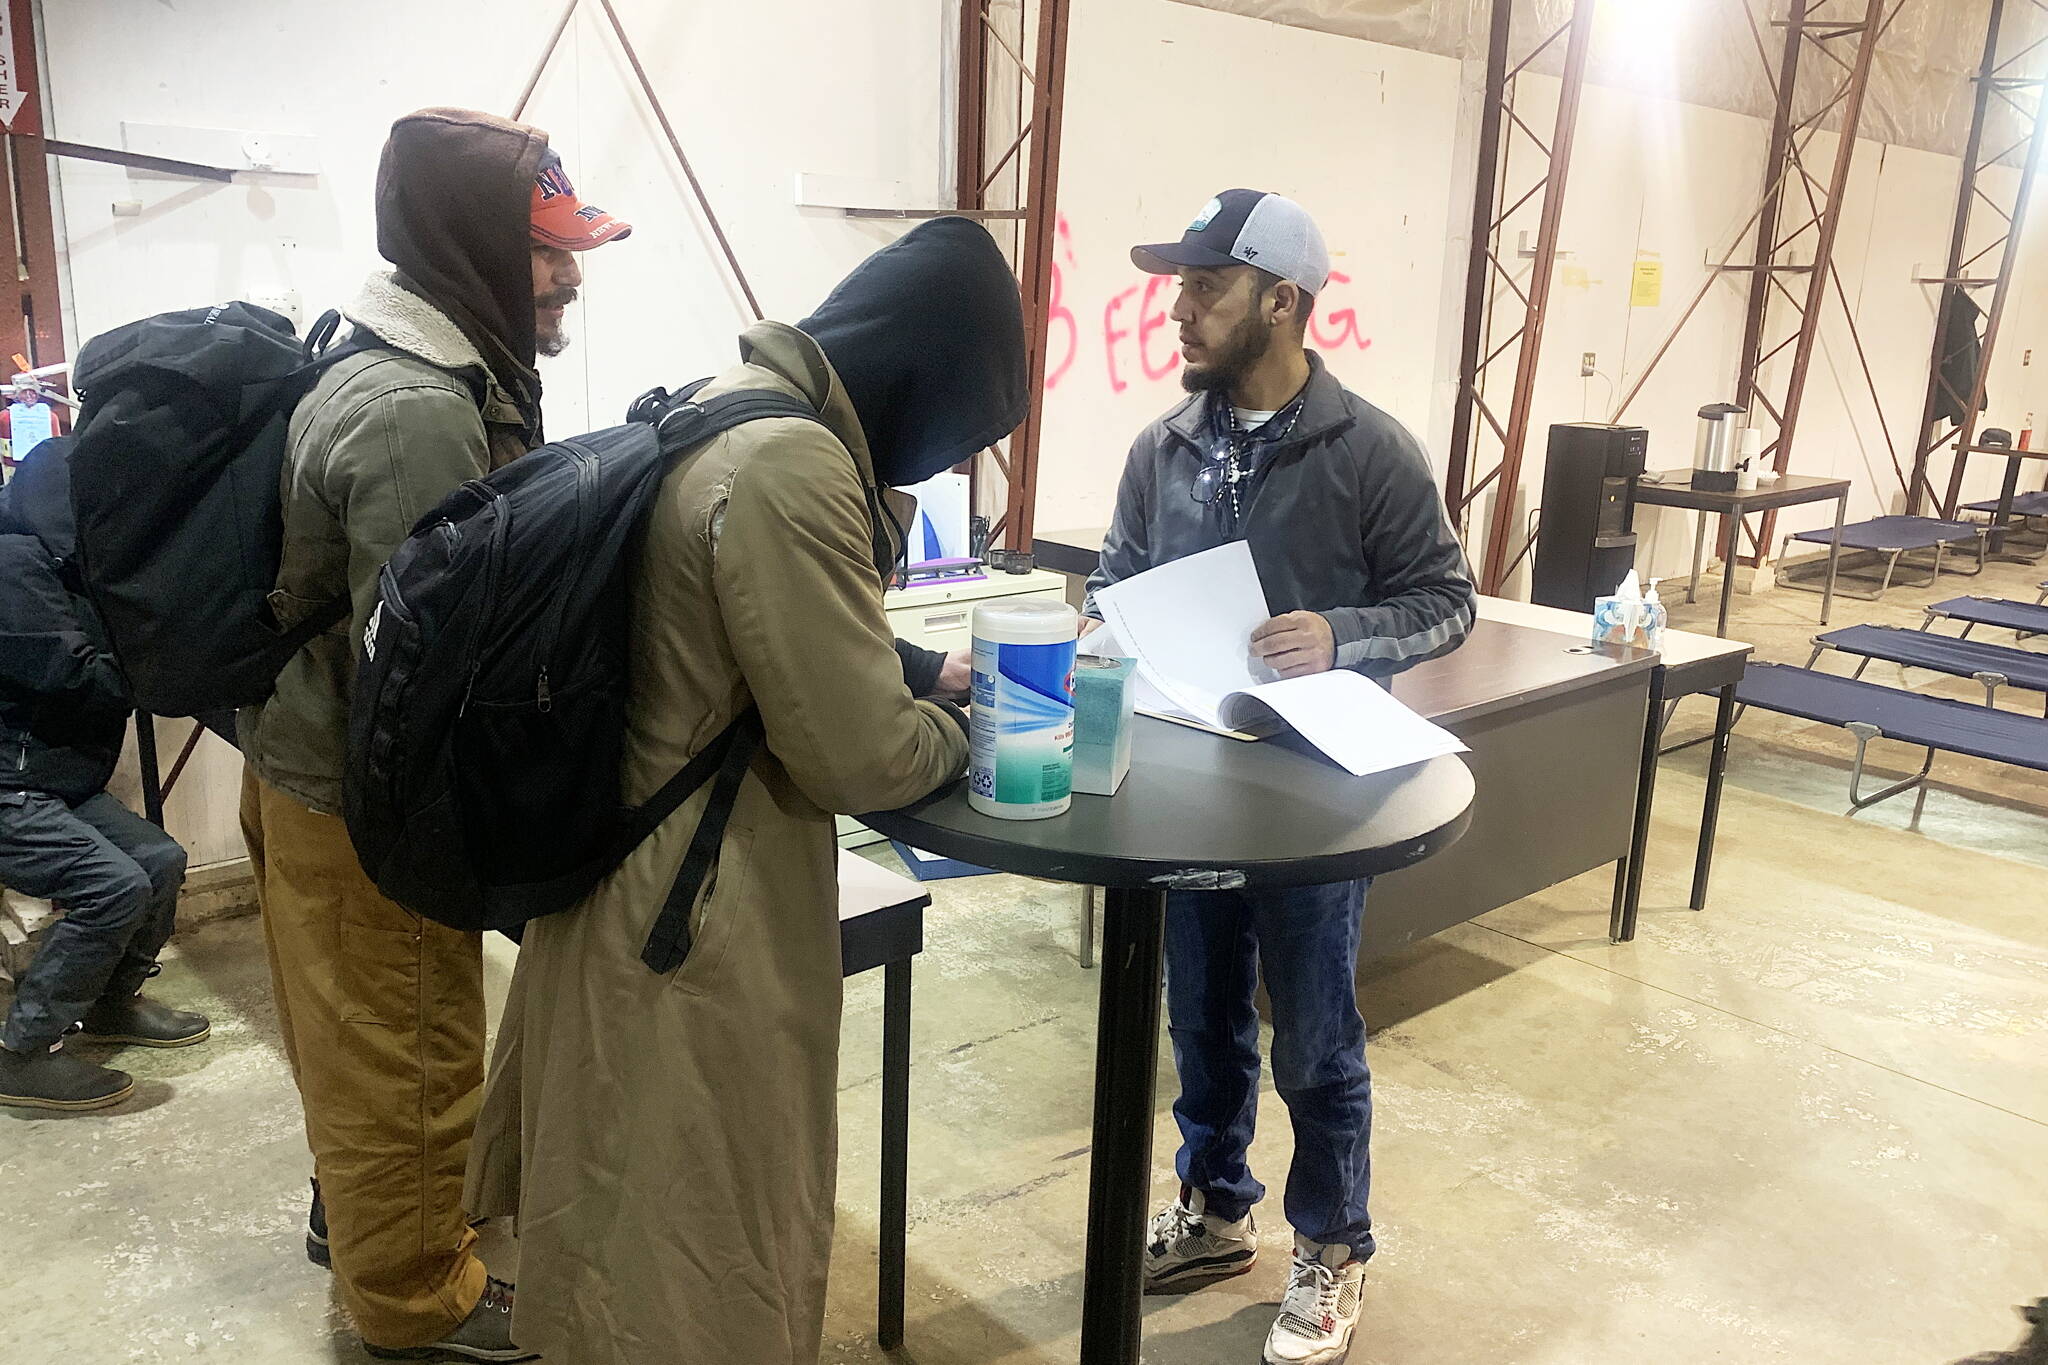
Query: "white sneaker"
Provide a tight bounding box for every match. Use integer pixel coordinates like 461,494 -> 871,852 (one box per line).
1263,1235 -> 1365,1365
1142,1186 -> 1258,1293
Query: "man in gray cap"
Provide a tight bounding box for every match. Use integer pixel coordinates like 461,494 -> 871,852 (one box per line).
1083,188 -> 1474,1365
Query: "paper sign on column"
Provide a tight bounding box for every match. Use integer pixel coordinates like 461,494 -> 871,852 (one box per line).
1090,542 -> 1466,777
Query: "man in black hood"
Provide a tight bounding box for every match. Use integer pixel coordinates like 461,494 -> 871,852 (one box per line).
0,438 -> 202,1112
237,108 -> 627,1363
463,217 -> 1027,1365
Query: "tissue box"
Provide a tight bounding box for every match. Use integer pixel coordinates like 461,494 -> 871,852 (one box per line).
1071,656 -> 1135,796
1591,596 -> 1664,649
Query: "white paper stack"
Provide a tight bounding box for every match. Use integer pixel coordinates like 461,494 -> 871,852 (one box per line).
1088,542 -> 1466,777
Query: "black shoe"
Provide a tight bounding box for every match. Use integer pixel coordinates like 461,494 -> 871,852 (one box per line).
307,1178 -> 331,1269
1958,1299 -> 2048,1365
0,1042 -> 133,1110
363,1278 -> 536,1362
77,996 -> 211,1048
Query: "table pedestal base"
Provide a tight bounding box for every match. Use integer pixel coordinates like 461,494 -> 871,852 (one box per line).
1079,886 -> 1167,1365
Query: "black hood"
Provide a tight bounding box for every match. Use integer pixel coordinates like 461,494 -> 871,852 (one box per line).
0,434 -> 76,560
376,108 -> 549,421
797,217 -> 1028,488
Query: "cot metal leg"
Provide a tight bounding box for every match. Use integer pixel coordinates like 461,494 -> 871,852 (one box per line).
1804,640 -> 1826,669
1973,670 -> 2006,708
878,959 -> 912,1350
1851,657 -> 1872,680
1820,491 -> 1847,625
1843,722 -> 1936,814
1611,666 -> 1666,944
1079,886 -> 1099,969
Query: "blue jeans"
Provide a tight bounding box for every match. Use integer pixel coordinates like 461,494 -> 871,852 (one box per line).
1164,878 -> 1374,1258
1,790 -> 187,1051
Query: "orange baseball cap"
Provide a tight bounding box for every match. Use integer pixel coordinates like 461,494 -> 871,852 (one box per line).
531,149 -> 632,251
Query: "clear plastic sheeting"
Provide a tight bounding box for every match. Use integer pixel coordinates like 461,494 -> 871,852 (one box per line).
1167,0 -> 2048,160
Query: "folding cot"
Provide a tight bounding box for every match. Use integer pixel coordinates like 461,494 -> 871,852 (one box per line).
1921,587 -> 2048,642
1777,516 -> 1986,601
1734,661 -> 2048,812
1804,624 -> 2048,712
1962,490 -> 2048,562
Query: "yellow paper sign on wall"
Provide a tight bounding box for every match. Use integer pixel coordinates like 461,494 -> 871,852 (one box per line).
1631,258 -> 1664,308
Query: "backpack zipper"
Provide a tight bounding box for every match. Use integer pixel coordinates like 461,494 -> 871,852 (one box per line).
532,444 -> 599,713
458,498 -> 512,718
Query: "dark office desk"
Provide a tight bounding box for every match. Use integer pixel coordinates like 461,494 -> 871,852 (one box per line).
1031,527 -> 1739,943
1632,471 -> 1851,636
1369,618 -> 1657,953
1474,597 -> 1753,939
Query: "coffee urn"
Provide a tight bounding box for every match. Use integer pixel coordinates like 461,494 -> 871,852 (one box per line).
1691,403 -> 1746,492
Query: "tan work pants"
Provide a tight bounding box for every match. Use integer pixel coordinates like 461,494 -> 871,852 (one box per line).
240,769 -> 487,1348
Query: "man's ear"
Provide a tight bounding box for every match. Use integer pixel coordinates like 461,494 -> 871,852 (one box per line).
1273,282 -> 1302,328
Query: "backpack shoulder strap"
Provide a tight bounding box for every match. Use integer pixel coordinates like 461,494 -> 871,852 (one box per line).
648,385 -> 827,458
638,708 -> 764,974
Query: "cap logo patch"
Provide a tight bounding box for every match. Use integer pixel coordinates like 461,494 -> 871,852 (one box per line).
535,163 -> 574,202
1189,196 -> 1222,232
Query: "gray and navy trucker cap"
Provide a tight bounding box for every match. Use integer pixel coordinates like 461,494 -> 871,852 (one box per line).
1131,189 -> 1330,296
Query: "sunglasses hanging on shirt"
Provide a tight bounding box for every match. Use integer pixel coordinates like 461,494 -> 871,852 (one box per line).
1188,399 -> 1306,528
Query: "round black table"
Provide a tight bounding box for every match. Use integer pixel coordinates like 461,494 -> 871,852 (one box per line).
865,716 -> 1474,1365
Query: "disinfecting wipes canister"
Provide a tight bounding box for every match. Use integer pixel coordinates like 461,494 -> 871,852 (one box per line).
968,599 -> 1079,821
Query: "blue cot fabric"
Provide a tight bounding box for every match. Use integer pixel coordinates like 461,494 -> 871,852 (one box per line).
1737,662 -> 2048,772
1817,625 -> 2048,691
1790,515 -> 1979,551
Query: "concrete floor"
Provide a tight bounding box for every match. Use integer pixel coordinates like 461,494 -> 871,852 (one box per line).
2,554 -> 2044,1364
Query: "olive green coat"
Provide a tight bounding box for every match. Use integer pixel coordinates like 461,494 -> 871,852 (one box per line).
240,271 -> 533,814
464,322 -> 969,1364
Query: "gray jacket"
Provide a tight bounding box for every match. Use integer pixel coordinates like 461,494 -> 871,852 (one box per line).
1086,354 -> 1475,676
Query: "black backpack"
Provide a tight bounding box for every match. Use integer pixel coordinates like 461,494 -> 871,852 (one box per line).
343,385 -> 824,971
68,302 -> 372,717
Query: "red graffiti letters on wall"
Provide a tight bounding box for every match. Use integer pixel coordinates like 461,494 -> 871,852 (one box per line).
1045,253 -> 1078,389
1307,270 -> 1372,355
1042,219 -> 1373,394
1138,274 -> 1180,382
1102,286 -> 1138,394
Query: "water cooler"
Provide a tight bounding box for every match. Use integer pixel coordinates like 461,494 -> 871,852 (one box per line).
1531,422 -> 1649,612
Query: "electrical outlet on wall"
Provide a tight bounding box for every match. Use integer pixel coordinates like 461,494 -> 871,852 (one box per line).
1581,352 -> 1597,377
248,290 -> 303,327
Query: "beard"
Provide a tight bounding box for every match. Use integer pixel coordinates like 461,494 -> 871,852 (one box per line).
1181,310 -> 1272,393
536,289 -> 576,358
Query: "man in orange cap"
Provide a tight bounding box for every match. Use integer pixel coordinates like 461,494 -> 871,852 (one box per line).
238,110 -> 628,1363
529,148 -> 632,358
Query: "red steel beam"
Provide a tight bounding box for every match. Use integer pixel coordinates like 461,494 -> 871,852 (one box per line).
1443,0 -> 1513,519
1477,0 -> 1598,595
1002,0 -> 1072,553
1745,0 -> 1885,562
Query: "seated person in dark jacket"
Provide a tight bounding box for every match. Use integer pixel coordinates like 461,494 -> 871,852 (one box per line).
0,439 -> 206,1112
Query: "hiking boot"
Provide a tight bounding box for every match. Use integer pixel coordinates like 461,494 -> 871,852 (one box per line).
307,1179 -> 331,1269
78,996 -> 211,1048
363,1278 -> 537,1362
1263,1236 -> 1365,1365
0,1041 -> 133,1111
1143,1186 -> 1258,1293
